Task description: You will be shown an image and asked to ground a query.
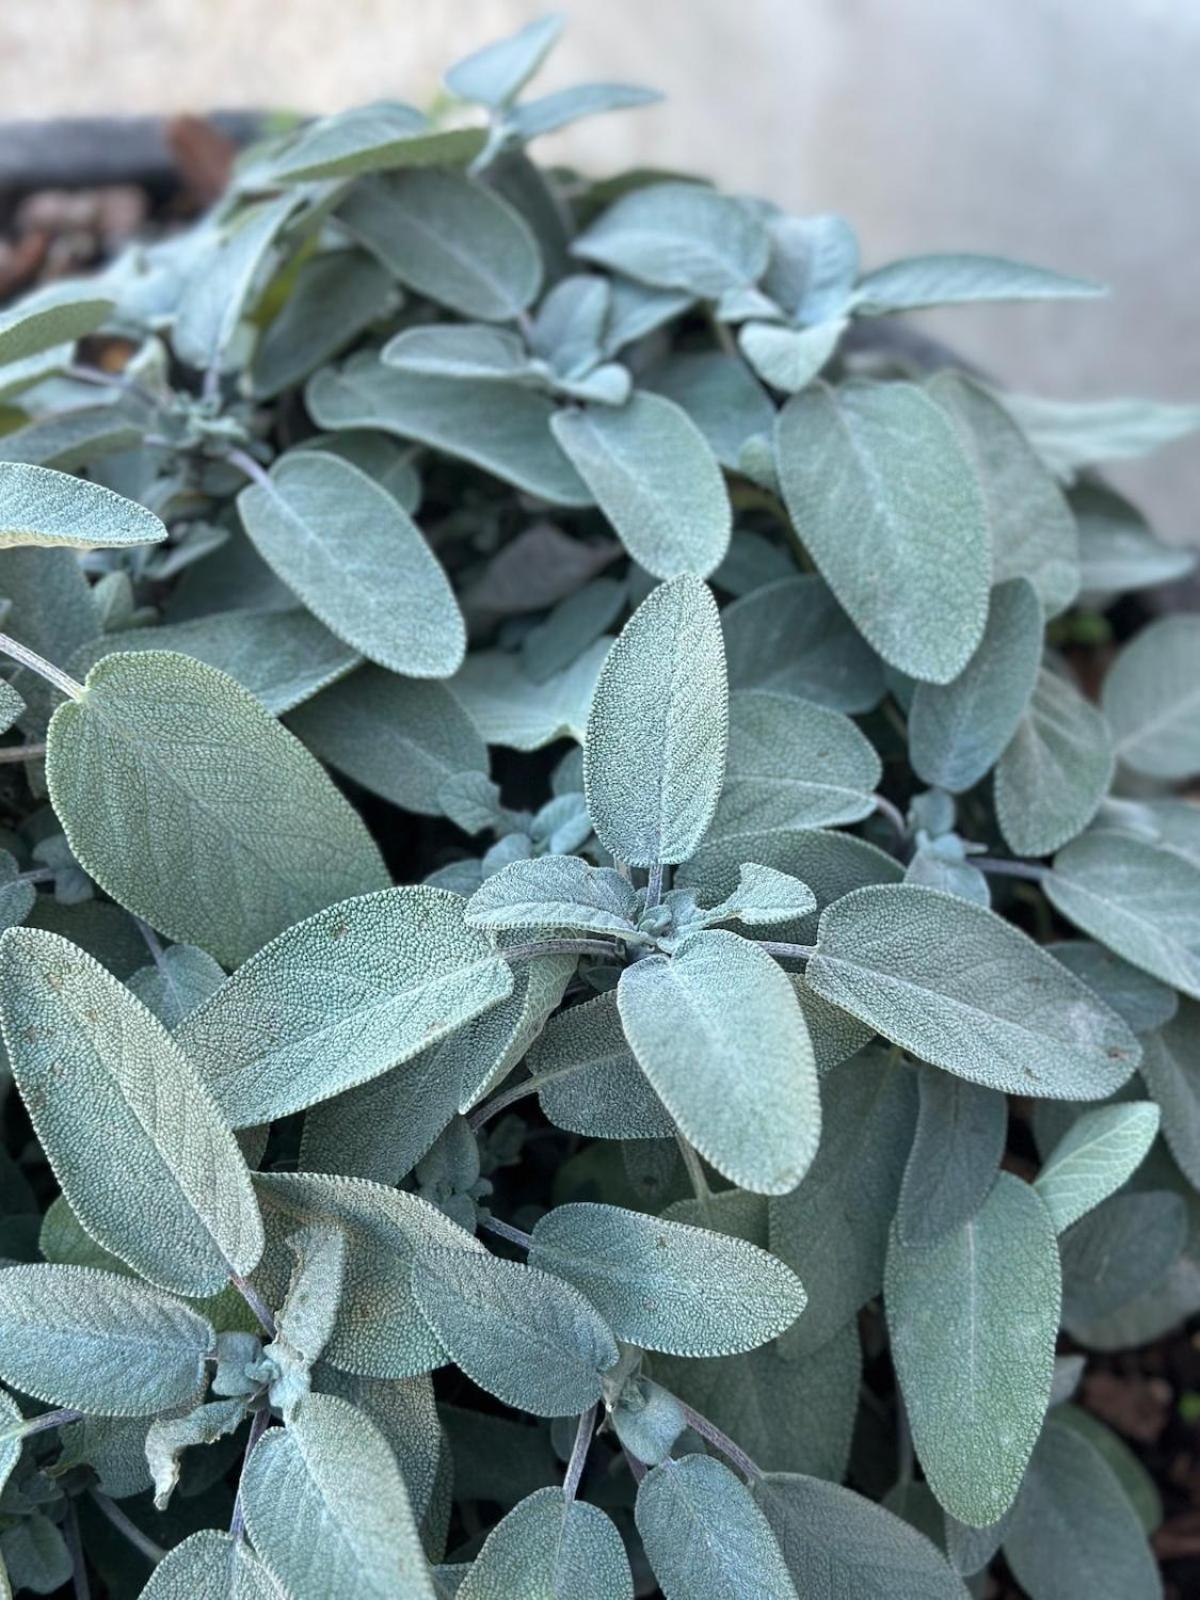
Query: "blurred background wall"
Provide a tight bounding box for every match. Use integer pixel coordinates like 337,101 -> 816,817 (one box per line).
0,0 -> 1196,538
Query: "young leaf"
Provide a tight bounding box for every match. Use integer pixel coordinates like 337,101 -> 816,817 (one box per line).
444,15 -> 564,107
994,667 -> 1114,857
465,854 -> 639,939
270,102 -> 485,182
176,886 -> 512,1127
0,1264 -> 214,1417
721,575 -> 884,714
551,393 -> 731,580
635,1454 -> 799,1600
136,1529 -> 281,1599
528,1202 -> 805,1357
895,1066 -> 1007,1246
145,1398 -> 247,1511
704,863 -> 818,929
618,930 -> 819,1195
774,381 -> 990,683
738,319 -> 846,394
851,253 -> 1102,314
908,579 -> 1043,792
1033,1101 -> 1161,1233
240,1392 -> 435,1599
572,182 -> 770,299
46,651 -> 389,968
457,1487 -> 633,1600
1102,614 -> 1200,780
886,1173 -> 1061,1526
584,576 -> 728,867
411,1247 -> 618,1416
0,462 -> 165,551
806,885 -> 1140,1098
238,452 -> 464,679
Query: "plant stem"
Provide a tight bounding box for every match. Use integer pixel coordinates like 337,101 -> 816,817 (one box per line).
676,1136 -> 714,1222
89,1491 -> 165,1565
501,938 -> 622,963
974,857 -> 1048,885
469,1058 -> 591,1132
64,1501 -> 91,1600
226,445 -> 273,492
479,1214 -> 533,1251
757,941 -> 816,963
621,1444 -> 647,1484
644,861 -> 664,911
230,1405 -> 272,1540
874,794 -> 909,841
230,1274 -> 276,1339
563,1404 -> 597,1504
15,1407 -> 83,1439
0,631 -> 84,702
17,867 -> 54,885
135,917 -> 167,972
0,741 -> 46,763
678,1400 -> 763,1482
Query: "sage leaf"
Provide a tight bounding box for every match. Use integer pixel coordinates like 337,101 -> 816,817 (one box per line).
314,1367 -> 441,1525
0,404 -> 142,472
1061,1189 -> 1188,1328
0,461 -> 164,551
0,285 -> 114,366
176,886 -> 513,1127
635,1454 -> 799,1600
529,1202 -> 806,1357
551,394 -> 731,580
340,170 -> 541,320
46,651 -> 390,968
721,574 -> 884,713
457,1488 -> 633,1600
1140,1002 -> 1200,1186
145,1398 -> 247,1511
851,253 -> 1102,314
127,942 -> 225,1027
0,1391 -> 23,1500
251,249 -> 397,399
173,195 -> 300,374
775,381 -> 990,683
680,825 -> 902,931
531,990 -> 675,1141
584,576 -> 728,867
1073,481 -> 1196,596
705,863 -> 817,929
761,213 -> 859,322
271,102 -> 485,182
238,452 -> 464,678
466,855 -> 638,938
908,579 -> 1042,792
511,83 -> 661,142
382,323 -> 537,384
445,16 -> 564,107
1053,1402 -> 1163,1536
137,1529 -> 282,1599
738,318 -> 846,394
1102,614 -> 1200,780
450,638 -> 610,751
240,1392 -> 435,1599
0,1264 -> 214,1417
994,667 -> 1114,857
895,1066 -> 1007,1246
0,927 -> 264,1295
411,1247 -> 618,1416
886,1173 -> 1061,1526
1034,1101 -> 1161,1233
999,391 -> 1200,480
573,183 -> 770,299
645,350 -> 775,471
618,930 -> 819,1195
806,885 -> 1140,1098
1049,937 -> 1178,1036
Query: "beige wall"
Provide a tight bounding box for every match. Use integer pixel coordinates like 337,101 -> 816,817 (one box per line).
2,0 -> 1196,538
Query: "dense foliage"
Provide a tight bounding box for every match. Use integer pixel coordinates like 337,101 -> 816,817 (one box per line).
0,15 -> 1196,1598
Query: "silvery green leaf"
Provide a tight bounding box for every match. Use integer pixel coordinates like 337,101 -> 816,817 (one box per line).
270,102 -> 485,182
521,579 -> 627,685
756,1473 -> 970,1598
928,374 -> 1079,616
466,855 -> 638,939
251,249 -> 396,398
555,361 -> 632,405
411,1247 -> 617,1416
457,1487 -> 633,1600
1061,1189 -> 1188,1328
1102,615 -> 1200,780
0,1390 -> 23,1499
721,574 -> 883,713
1141,1002 -> 1200,1186
1002,1412 -> 1160,1600
1048,938 -> 1177,1036
585,576 -> 727,866
610,1376 -> 688,1467
680,825 -> 901,929
769,1049 -> 916,1356
738,318 -> 846,393
618,930 -> 818,1194
1072,482 -> 1196,596
551,394 -> 731,580
173,195 -> 300,373
444,16 -> 563,107
315,1367 -> 440,1524
705,690 -> 880,841
290,669 -> 486,818
775,381 -> 990,683
1034,1101 -> 1161,1233
903,836 -> 990,907
807,885 -> 1139,1098
999,391 -> 1200,480
340,170 -> 541,320
851,253 -> 1102,314
0,680 -> 23,735
511,82 -> 662,142
383,323 -> 536,384
908,579 -> 1042,792
308,353 -> 589,505
0,927 -> 263,1295
0,1518 -> 70,1597
896,1066 -> 1007,1246
0,404 -> 142,472
886,1173 -> 1060,1526
267,1224 -> 348,1389
176,886 -> 512,1127
1047,825 -> 1200,998
1,545 -> 97,731
653,1318 -> 860,1482
298,429 -> 421,513
238,452 -> 463,679
252,1172 -> 485,1379
145,1397 -> 247,1511
531,274 -> 608,375
46,651 -> 389,968
0,461 -> 164,550
602,279 -> 693,355
0,853 -> 34,936
0,1264 -> 213,1416
71,608 -> 360,717
574,183 -> 769,299
1053,1402 -> 1162,1535
531,990 -> 675,1140
450,637 -> 610,751
0,285 -> 113,365
241,1392 -> 435,1599
705,863 -> 817,929
994,666 -> 1113,856
789,972 -> 875,1073
636,1454 -> 799,1600
529,1202 -> 805,1357
762,213 -> 860,322
136,1529 -> 282,1599
643,351 -> 775,471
